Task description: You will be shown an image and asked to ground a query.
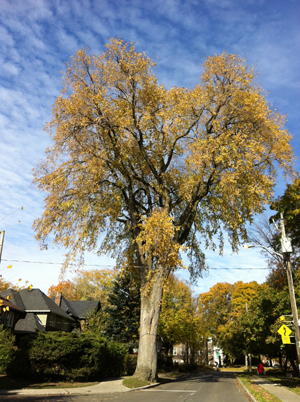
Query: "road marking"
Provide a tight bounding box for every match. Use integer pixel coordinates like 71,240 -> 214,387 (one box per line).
141,389 -> 196,393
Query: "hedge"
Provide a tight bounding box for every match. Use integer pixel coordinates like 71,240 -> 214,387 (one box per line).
0,325 -> 15,374
7,332 -> 127,381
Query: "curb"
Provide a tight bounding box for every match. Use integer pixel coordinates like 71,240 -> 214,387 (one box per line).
128,382 -> 160,391
236,376 -> 258,402
127,374 -> 185,391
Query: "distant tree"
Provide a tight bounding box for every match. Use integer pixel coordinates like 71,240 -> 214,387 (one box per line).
271,177 -> 300,247
198,282 -> 234,345
217,281 -> 266,358
47,269 -> 117,306
0,278 -> 15,293
34,38 -> 294,381
159,275 -> 202,362
47,280 -> 79,300
84,309 -> 107,336
104,272 -> 140,347
74,269 -> 117,306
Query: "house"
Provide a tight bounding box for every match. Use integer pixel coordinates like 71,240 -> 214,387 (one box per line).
172,339 -> 224,366
0,288 -> 75,335
52,293 -> 101,331
206,338 -> 224,366
0,295 -> 25,331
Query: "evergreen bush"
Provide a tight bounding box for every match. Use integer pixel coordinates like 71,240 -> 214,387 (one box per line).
125,354 -> 138,375
0,325 -> 15,374
7,332 -> 127,381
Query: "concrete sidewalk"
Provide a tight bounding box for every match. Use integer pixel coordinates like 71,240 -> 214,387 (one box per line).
254,378 -> 300,402
0,378 -> 130,396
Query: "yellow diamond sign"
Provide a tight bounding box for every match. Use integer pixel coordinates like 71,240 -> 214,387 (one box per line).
278,324 -> 292,337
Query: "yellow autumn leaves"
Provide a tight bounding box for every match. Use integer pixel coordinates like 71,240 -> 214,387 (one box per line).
33,38 -> 294,283
136,209 -> 187,270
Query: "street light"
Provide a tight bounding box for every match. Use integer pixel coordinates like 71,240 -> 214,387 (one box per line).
243,244 -> 283,260
244,213 -> 300,375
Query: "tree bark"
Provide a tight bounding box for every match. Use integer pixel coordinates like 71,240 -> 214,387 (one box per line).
133,268 -> 165,382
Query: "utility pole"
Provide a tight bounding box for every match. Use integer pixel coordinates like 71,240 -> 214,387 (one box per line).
0,231 -> 4,263
279,213 -> 300,374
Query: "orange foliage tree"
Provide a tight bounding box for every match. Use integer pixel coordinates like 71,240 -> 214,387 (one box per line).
47,269 -> 117,306
47,280 -> 78,300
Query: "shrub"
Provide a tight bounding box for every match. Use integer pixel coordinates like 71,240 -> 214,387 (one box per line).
0,325 -> 15,374
157,354 -> 173,372
7,332 -> 127,382
106,341 -> 128,377
125,354 -> 137,375
178,363 -> 197,373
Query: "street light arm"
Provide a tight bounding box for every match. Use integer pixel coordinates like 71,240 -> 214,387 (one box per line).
243,244 -> 284,260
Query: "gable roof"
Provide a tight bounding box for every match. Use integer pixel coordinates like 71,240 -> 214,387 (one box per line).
14,312 -> 46,333
0,289 -> 74,321
0,296 -> 25,313
51,295 -> 101,320
0,289 -> 25,310
58,295 -> 78,318
68,301 -> 100,320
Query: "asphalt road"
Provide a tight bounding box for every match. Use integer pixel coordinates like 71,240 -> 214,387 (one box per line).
0,371 -> 251,402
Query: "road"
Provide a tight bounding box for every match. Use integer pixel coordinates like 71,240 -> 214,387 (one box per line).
0,371 -> 251,402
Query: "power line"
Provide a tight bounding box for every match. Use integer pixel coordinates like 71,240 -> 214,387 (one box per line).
1,259 -> 269,270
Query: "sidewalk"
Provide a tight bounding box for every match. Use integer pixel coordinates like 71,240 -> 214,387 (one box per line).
0,378 -> 130,396
253,378 -> 300,402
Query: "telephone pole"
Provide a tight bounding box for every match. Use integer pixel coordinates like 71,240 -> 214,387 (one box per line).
279,213 -> 300,374
0,231 -> 4,263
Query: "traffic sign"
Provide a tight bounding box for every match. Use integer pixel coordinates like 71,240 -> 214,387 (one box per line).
278,324 -> 292,337
282,335 -> 291,344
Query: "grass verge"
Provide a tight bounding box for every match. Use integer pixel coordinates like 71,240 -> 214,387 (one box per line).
238,373 -> 281,402
123,377 -> 151,389
0,375 -> 98,390
261,375 -> 300,396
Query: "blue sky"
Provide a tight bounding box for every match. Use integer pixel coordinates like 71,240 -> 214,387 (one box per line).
0,0 -> 300,295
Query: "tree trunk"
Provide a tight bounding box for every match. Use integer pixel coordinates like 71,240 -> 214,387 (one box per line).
248,353 -> 252,372
289,358 -> 298,374
133,268 -> 164,382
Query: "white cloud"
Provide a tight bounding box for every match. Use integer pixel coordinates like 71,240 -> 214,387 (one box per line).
0,0 -> 299,295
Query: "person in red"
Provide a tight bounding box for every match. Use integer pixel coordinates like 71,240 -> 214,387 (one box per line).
257,362 -> 264,376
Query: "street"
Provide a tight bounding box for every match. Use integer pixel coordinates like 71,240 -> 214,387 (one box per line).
0,371 -> 251,402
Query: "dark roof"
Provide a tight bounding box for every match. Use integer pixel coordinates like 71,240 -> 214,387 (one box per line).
0,289 -> 25,310
0,289 -> 74,321
0,296 -> 25,313
14,312 -> 46,334
68,301 -> 100,320
51,295 -> 78,318
52,295 -> 101,320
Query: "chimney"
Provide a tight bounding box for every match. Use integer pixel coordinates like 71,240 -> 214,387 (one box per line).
55,293 -> 62,307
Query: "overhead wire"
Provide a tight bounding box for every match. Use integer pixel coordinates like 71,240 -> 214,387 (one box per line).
1,259 -> 269,270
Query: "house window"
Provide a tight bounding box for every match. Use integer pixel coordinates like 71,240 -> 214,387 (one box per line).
48,314 -> 56,327
4,311 -> 13,327
62,321 -> 69,331
181,348 -> 185,356
173,348 -> 177,356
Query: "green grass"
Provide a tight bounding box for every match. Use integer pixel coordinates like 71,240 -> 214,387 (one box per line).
123,377 -> 151,389
0,375 -> 98,390
238,373 -> 281,402
260,374 -> 300,397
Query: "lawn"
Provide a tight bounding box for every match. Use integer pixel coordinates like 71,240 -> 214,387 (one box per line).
237,370 -> 300,401
0,375 -> 98,390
